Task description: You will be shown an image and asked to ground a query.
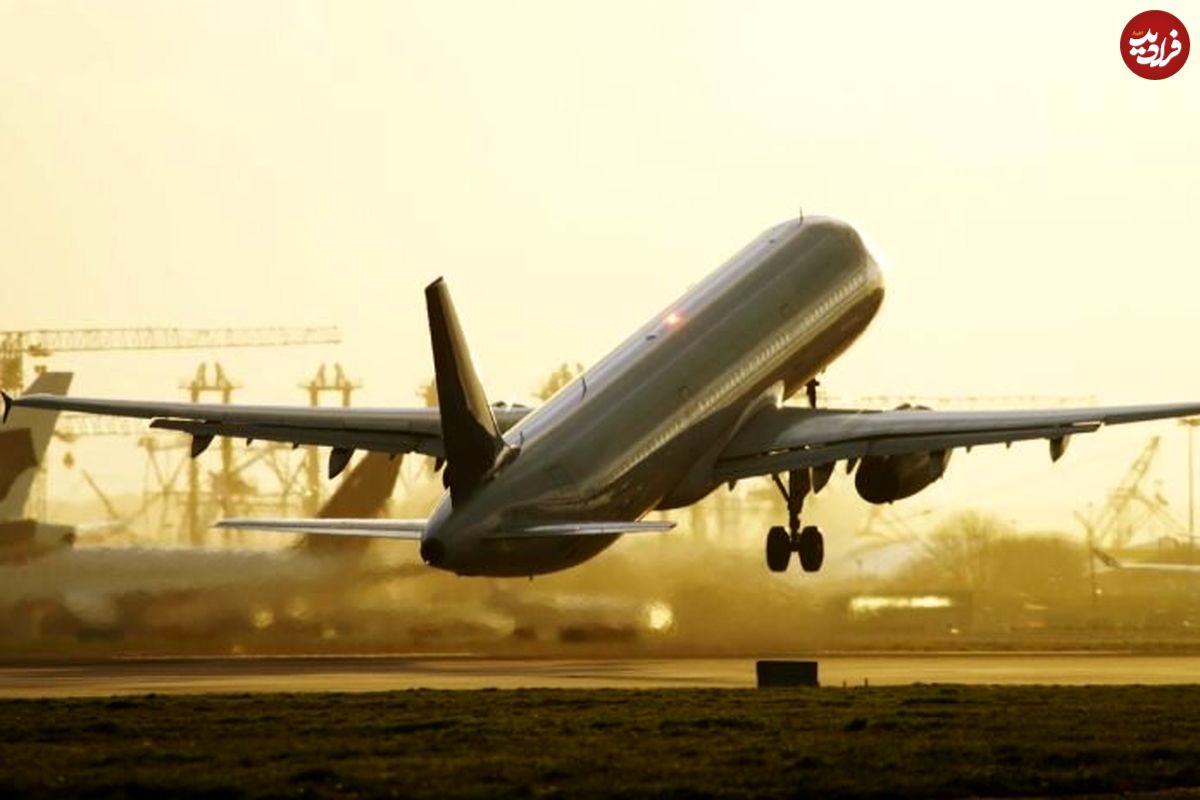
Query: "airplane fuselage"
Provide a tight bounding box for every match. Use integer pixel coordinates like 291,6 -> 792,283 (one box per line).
425,216 -> 886,576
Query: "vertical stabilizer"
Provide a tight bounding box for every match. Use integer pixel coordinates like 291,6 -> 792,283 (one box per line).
425,278 -> 502,504
0,372 -> 72,520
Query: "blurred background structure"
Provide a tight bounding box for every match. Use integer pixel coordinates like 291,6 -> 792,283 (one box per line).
4,346 -> 1200,658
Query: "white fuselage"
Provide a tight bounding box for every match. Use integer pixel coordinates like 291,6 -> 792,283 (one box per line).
425,215 -> 886,576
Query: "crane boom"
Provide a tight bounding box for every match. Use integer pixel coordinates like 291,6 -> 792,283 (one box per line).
4,326 -> 339,354
1,326 -> 340,392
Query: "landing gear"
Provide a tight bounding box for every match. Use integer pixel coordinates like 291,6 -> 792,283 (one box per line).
763,468 -> 826,573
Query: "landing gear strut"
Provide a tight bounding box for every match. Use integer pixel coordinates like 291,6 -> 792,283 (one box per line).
764,468 -> 825,573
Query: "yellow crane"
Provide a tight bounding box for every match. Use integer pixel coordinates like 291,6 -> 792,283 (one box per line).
1080,436 -> 1184,551
0,326 -> 340,393
3,326 -> 340,540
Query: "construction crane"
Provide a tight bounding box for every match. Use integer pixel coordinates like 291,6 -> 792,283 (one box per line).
1180,417 -> 1200,548
1080,436 -> 1185,550
119,363 -> 363,546
53,414 -> 146,440
299,363 -> 362,514
0,326 -> 340,393
4,327 -> 340,544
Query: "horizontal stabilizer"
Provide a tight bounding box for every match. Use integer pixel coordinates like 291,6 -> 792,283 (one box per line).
214,517 -> 673,542
485,520 -> 675,540
215,518 -> 425,540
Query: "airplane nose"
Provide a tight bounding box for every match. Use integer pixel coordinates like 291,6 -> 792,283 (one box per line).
420,538 -> 447,567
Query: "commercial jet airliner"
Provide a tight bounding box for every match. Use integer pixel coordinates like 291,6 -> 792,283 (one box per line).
6,216 -> 1200,578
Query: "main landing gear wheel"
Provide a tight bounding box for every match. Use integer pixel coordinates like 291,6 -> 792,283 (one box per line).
766,525 -> 791,572
796,525 -> 824,572
765,467 -> 828,574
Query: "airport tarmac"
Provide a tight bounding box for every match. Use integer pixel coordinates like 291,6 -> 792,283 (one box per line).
3,653 -> 1200,696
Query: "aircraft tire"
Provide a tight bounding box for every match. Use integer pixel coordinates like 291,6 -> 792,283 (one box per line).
766,525 -> 791,572
797,525 -> 824,573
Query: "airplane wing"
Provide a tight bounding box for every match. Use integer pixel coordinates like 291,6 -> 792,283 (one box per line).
715,402 -> 1200,482
2,392 -> 532,466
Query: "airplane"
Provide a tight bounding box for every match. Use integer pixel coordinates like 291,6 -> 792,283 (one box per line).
7,215 -> 1200,578
1092,547 -> 1200,574
0,371 -> 77,561
0,451 -> 403,640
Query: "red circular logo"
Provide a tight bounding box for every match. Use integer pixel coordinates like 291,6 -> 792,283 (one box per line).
1122,10 -> 1189,79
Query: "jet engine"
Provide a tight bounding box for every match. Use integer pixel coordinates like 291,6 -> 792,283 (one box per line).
854,450 -> 952,504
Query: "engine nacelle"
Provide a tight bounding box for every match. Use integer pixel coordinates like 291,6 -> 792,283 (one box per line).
854,450 -> 952,504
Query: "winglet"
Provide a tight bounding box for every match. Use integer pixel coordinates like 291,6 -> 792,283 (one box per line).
425,278 -> 503,504
1,391 -> 10,424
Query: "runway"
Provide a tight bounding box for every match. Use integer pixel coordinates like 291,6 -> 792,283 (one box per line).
3,652 -> 1200,696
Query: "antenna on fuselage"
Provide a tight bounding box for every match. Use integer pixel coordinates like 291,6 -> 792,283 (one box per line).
805,378 -> 819,409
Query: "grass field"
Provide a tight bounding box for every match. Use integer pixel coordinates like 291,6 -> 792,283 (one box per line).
3,686 -> 1200,798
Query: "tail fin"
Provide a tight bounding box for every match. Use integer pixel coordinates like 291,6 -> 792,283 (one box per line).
0,372 -> 73,520
425,278 -> 503,504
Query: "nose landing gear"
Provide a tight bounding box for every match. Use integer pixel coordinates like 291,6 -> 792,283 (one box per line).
764,468 -> 825,573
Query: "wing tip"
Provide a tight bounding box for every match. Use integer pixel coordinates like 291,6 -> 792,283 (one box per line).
1,391 -> 11,424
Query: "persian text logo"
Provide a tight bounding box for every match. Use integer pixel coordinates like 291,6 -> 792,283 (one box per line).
1122,10 -> 1189,79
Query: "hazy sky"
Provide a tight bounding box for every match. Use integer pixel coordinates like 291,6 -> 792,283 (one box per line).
2,1 -> 1198,531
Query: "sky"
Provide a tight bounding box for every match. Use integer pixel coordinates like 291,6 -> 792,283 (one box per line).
1,1 -> 1198,532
